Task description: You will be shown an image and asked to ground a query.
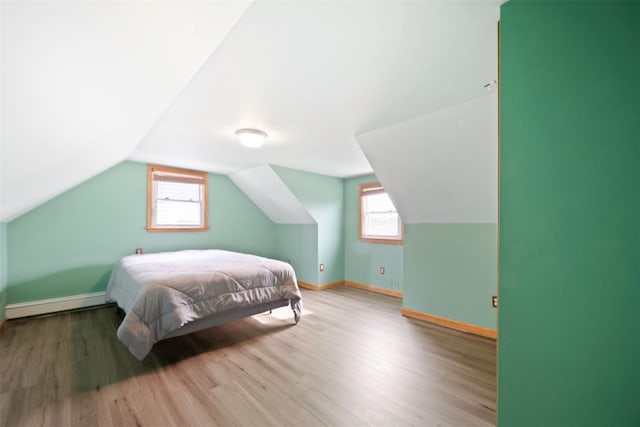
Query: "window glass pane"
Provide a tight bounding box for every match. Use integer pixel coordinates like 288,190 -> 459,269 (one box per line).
360,184 -> 402,241
157,181 -> 201,202
365,212 -> 400,237
148,164 -> 208,231
156,200 -> 201,226
364,193 -> 395,213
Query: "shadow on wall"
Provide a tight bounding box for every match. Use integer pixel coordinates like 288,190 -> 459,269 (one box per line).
7,265 -> 113,304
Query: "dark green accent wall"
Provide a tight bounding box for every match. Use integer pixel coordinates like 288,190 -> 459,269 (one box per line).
6,161 -> 278,303
499,1 -> 640,425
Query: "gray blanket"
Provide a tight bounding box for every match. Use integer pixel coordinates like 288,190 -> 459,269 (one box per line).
105,249 -> 302,359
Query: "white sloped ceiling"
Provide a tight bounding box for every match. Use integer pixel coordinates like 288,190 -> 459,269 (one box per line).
229,164 -> 315,224
357,93 -> 498,224
0,1 -> 252,221
1,1 -> 501,223
128,1 -> 500,177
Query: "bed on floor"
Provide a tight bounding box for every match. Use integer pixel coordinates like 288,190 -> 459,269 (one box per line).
105,249 -> 303,360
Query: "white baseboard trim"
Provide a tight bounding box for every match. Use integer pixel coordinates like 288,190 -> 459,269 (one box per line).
5,292 -> 106,319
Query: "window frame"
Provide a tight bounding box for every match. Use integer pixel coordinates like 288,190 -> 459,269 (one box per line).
359,182 -> 403,245
146,164 -> 209,233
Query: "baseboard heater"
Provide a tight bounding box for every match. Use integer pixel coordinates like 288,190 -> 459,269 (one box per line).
5,292 -> 107,319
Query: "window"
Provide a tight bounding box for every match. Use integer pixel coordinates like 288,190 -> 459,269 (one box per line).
359,182 -> 403,244
147,164 -> 208,232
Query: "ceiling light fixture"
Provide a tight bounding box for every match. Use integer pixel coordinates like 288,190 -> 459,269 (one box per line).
235,128 -> 267,148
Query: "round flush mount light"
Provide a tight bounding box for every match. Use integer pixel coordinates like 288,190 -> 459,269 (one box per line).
235,128 -> 267,148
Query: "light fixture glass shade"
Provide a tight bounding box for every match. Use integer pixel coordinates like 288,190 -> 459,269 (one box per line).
235,128 -> 267,148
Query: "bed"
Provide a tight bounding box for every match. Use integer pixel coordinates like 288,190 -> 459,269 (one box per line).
105,249 -> 303,360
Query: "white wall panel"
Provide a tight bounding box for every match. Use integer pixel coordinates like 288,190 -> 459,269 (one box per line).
229,164 -> 315,224
358,94 -> 498,224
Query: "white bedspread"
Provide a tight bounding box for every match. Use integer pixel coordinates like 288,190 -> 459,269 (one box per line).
105,249 -> 302,359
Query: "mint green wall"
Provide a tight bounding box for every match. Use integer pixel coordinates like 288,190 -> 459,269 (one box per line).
6,161 -> 277,304
273,166 -> 345,284
0,223 -> 7,320
275,224 -> 318,284
404,224 -> 496,329
344,174 -> 403,291
499,2 -> 640,425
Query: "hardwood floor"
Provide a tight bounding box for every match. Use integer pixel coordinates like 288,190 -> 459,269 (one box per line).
0,287 -> 496,426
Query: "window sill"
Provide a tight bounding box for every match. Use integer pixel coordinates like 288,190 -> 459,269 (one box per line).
146,227 -> 209,233
359,237 -> 403,245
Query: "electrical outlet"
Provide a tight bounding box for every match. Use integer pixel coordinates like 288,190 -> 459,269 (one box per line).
492,295 -> 498,308
319,263 -> 325,272
379,266 -> 385,275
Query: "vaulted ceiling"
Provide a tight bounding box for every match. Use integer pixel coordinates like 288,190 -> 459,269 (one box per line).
1,1 -> 500,222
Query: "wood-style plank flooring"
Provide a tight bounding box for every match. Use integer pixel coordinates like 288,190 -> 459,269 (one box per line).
0,287 -> 496,426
